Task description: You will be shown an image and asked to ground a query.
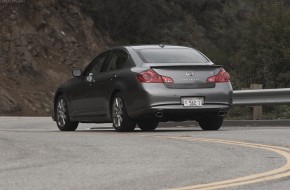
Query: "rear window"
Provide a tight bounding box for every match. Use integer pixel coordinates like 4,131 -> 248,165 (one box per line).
138,49 -> 209,63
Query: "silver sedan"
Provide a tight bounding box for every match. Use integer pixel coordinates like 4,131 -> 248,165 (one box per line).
53,45 -> 233,132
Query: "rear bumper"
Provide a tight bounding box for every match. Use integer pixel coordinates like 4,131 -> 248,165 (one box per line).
130,104 -> 231,121
125,82 -> 232,121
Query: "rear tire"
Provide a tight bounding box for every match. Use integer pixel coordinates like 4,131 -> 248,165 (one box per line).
111,93 -> 136,132
55,95 -> 79,131
138,121 -> 159,131
198,115 -> 223,131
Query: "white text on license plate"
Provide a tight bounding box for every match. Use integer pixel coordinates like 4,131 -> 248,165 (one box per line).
182,98 -> 203,107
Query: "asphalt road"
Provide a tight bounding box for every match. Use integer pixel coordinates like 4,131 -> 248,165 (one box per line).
1,117 -> 290,190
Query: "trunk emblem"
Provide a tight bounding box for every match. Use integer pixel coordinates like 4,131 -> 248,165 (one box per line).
186,72 -> 194,76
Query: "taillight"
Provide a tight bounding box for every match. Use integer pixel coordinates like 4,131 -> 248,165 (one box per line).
137,69 -> 174,83
206,68 -> 230,83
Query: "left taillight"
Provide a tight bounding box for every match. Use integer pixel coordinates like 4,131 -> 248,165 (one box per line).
137,69 -> 174,83
206,68 -> 230,83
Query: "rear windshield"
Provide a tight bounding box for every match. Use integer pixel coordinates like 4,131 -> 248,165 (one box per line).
137,48 -> 209,63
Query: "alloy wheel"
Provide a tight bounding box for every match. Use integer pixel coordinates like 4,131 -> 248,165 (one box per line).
112,97 -> 124,127
56,98 -> 67,127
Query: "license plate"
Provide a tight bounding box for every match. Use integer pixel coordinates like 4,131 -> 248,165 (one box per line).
182,98 -> 203,107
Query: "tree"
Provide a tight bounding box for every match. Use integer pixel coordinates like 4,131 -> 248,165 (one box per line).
233,0 -> 290,88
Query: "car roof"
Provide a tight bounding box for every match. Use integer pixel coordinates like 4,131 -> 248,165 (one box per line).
124,45 -> 191,50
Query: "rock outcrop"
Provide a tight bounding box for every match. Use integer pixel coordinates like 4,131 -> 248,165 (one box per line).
0,0 -> 111,116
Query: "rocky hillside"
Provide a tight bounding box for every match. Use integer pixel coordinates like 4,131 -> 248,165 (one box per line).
0,0 -> 111,116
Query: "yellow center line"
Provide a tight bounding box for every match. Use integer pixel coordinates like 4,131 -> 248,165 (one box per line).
144,135 -> 290,190
193,138 -> 290,152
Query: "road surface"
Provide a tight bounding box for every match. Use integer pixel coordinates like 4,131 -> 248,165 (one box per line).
1,117 -> 290,190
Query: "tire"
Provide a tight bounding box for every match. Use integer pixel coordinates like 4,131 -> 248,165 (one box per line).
111,93 -> 136,132
138,121 -> 159,131
55,95 -> 79,131
198,115 -> 223,131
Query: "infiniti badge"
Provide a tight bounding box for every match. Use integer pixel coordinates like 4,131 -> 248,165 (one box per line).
185,72 -> 194,76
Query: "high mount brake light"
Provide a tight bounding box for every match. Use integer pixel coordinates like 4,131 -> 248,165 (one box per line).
206,68 -> 230,83
137,69 -> 174,83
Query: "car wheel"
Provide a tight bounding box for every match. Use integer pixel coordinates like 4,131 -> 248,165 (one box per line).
111,93 -> 136,132
55,95 -> 79,131
198,115 -> 223,131
138,121 -> 159,131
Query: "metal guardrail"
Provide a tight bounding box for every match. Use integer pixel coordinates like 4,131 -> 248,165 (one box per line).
233,88 -> 290,106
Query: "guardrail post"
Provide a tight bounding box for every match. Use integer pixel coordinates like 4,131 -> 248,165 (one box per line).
250,84 -> 263,120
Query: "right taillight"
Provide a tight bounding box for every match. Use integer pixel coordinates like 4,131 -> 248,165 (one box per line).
206,68 -> 230,83
137,69 -> 174,83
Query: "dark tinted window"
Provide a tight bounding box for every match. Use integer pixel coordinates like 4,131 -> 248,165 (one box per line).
106,50 -> 129,71
138,49 -> 209,63
84,51 -> 110,75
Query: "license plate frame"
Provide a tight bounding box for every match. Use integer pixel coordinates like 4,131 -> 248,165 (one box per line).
181,97 -> 204,107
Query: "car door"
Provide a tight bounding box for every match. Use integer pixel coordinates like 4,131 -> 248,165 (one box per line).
72,50 -> 111,120
96,49 -> 130,119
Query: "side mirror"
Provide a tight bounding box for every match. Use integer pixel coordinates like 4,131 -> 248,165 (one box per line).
72,68 -> 82,77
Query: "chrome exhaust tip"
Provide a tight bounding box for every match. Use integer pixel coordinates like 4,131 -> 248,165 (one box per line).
155,111 -> 164,118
